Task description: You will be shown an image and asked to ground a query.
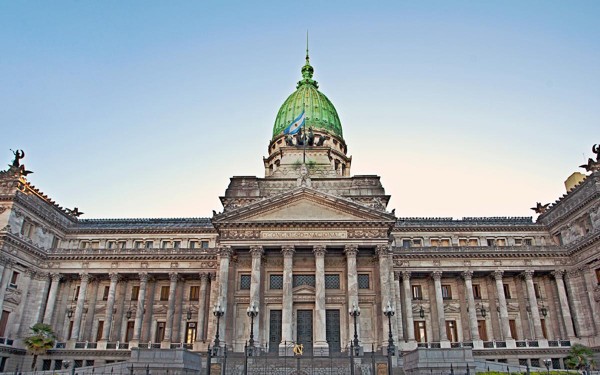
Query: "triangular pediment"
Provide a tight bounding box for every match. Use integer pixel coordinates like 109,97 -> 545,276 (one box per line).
213,187 -> 396,224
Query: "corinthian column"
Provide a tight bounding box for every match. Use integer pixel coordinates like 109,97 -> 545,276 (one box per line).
101,272 -> 120,341
462,271 -> 480,341
313,245 -> 328,355
163,272 -> 179,343
132,272 -> 149,342
376,244 -> 394,347
393,272 -> 404,341
280,245 -> 295,355
551,270 -> 575,338
43,273 -> 63,324
345,244 -> 360,345
71,273 -> 90,341
402,271 -> 415,341
493,270 -> 512,340
217,246 -> 232,344
249,245 -> 264,347
523,270 -> 544,339
196,273 -> 209,342
0,259 -> 14,315
432,271 -> 448,342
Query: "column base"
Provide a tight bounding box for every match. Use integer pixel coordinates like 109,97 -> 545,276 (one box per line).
129,339 -> 139,349
505,339 -> 516,349
279,342 -> 294,356
96,340 -> 108,350
471,339 -> 484,349
160,340 -> 171,349
66,339 -> 77,349
399,340 -> 418,351
193,341 -> 209,352
439,340 -> 451,349
313,341 -> 329,356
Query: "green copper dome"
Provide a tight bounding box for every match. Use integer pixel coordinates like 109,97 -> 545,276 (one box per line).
272,54 -> 343,140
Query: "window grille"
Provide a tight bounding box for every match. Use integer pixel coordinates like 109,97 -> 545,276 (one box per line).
240,275 -> 251,290
324,275 -> 340,289
358,274 -> 370,289
270,275 -> 283,289
293,275 -> 315,288
74,360 -> 83,369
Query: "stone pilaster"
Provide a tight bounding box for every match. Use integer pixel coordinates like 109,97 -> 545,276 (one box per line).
163,272 -> 179,344
43,273 -> 63,324
402,271 -> 415,342
280,245 -> 295,354
522,270 -> 544,339
393,272 -> 404,341
462,271 -> 480,341
11,269 -> 35,338
376,244 -> 394,347
132,272 -> 149,342
248,245 -> 264,347
581,266 -> 600,335
345,244 -> 360,346
71,273 -> 90,341
551,270 -> 576,338
313,245 -> 328,355
196,272 -> 209,343
493,270 -> 513,340
432,271 -> 448,343
101,272 -> 120,341
0,259 -> 14,315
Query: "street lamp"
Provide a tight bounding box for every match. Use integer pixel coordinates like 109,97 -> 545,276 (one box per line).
383,301 -> 396,375
212,303 -> 225,355
419,305 -> 425,319
246,301 -> 259,353
479,306 -> 487,318
349,303 -> 361,356
543,358 -> 551,375
540,301 -> 548,317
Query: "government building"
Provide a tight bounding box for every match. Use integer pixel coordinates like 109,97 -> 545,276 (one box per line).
0,51 -> 599,374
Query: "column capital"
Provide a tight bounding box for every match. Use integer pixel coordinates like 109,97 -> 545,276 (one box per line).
218,246 -> 233,259
462,270 -> 474,280
139,272 -> 149,283
344,244 -> 358,257
551,269 -> 565,279
281,245 -> 295,257
24,268 -> 36,278
493,270 -> 504,281
168,272 -> 179,282
375,244 -> 391,257
394,271 -> 401,281
249,245 -> 264,258
313,245 -> 327,257
108,272 -> 120,283
199,272 -> 210,282
401,271 -> 411,281
522,270 -> 535,280
79,272 -> 91,283
431,271 -> 443,281
50,272 -> 63,282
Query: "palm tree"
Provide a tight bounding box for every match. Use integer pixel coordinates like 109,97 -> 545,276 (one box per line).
565,344 -> 596,372
23,323 -> 56,371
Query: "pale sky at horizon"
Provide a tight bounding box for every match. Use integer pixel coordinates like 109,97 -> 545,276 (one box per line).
1,1 -> 599,220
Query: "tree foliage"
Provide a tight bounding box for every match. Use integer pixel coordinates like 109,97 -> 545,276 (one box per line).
23,323 -> 56,370
565,344 -> 596,371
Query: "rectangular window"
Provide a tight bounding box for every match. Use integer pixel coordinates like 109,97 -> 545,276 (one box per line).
534,283 -> 541,299
412,239 -> 422,247
107,241 -> 115,249
54,360 -> 63,371
145,241 -> 154,249
0,310 -> 10,337
509,319 -> 518,340
496,238 -> 506,246
125,321 -> 135,342
240,275 -> 251,290
524,238 -> 533,246
445,320 -> 458,342
201,241 -> 209,249
324,274 -> 340,289
478,320 -> 488,341
441,285 -> 452,299
102,286 -> 110,301
402,240 -> 411,248
173,241 -> 181,249
412,285 -> 423,300
42,360 -> 51,371
189,286 -> 200,300
73,285 -> 80,301
357,274 -> 370,289
293,275 -> 315,288
473,284 -> 482,299
160,286 -> 170,301
486,239 -> 495,247
596,268 -> 600,284
155,322 -> 165,342
503,284 -> 511,299
161,241 -> 169,249
95,321 -> 104,341
51,236 -> 59,249
134,241 -> 143,249
131,286 -> 140,301
414,321 -> 427,343
189,241 -> 196,249
9,271 -> 19,288
270,275 -> 283,289
185,322 -> 197,344
514,238 -> 523,246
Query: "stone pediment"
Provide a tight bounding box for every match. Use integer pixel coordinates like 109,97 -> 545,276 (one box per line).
213,187 -> 396,224
293,285 -> 315,294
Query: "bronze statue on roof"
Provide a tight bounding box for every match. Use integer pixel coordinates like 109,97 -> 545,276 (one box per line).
531,202 -> 550,214
580,144 -> 600,172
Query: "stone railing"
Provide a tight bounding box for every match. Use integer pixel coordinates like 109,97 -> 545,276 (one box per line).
394,245 -> 563,254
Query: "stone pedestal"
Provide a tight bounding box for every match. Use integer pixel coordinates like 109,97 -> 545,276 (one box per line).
96,340 -> 108,350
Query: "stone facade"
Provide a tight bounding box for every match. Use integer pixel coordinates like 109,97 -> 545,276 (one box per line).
0,59 -> 599,373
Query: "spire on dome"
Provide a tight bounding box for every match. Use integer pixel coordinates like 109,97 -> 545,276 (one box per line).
298,31 -> 318,88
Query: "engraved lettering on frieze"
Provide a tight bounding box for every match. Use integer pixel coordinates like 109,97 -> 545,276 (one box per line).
261,230 -> 347,240
348,229 -> 387,239
224,230 -> 260,239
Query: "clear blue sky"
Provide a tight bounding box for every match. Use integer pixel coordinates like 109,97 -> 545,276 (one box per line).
1,1 -> 599,219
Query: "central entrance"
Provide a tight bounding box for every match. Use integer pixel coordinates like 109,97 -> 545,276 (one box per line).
296,310 -> 313,355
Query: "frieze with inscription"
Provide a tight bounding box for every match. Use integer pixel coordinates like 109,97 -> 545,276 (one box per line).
261,230 -> 348,240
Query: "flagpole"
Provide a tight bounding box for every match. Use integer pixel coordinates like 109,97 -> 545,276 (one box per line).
303,31 -> 309,165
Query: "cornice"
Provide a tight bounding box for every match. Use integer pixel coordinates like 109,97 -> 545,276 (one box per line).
67,227 -> 217,235
47,248 -> 218,262
393,245 -> 566,259
393,225 -> 547,233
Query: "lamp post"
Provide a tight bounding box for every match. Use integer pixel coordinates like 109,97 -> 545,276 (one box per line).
246,301 -> 259,355
212,303 -> 225,355
349,303 -> 361,356
383,301 -> 396,375
540,301 -> 548,318
543,358 -> 551,375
